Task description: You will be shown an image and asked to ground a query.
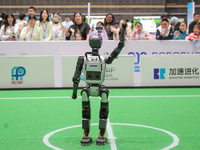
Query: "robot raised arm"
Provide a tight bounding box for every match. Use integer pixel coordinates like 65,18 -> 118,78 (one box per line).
72,56 -> 84,99
106,22 -> 127,64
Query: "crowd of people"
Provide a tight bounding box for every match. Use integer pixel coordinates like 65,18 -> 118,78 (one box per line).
0,6 -> 200,42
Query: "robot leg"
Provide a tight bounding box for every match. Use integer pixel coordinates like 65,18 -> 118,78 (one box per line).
96,86 -> 109,145
80,86 -> 92,146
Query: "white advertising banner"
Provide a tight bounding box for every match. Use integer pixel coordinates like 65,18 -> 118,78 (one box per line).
141,55 -> 200,86
0,56 -> 54,88
62,55 -> 134,87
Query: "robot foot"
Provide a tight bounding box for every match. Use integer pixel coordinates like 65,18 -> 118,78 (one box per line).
80,137 -> 92,146
96,136 -> 107,145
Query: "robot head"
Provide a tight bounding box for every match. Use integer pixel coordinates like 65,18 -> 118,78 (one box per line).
89,35 -> 102,53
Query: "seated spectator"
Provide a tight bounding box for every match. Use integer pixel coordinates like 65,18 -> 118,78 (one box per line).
66,12 -> 90,40
20,15 -> 41,41
185,24 -> 200,41
156,19 -> 173,40
173,22 -> 187,40
113,19 -> 131,41
130,22 -> 155,40
104,13 -> 118,40
170,16 -> 180,32
0,13 -> 19,41
89,21 -> 108,40
52,12 -> 68,41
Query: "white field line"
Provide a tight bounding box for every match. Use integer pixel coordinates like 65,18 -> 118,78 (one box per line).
107,118 -> 117,150
1,95 -> 200,100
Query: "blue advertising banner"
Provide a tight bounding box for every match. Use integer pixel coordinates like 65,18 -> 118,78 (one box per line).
187,2 -> 195,31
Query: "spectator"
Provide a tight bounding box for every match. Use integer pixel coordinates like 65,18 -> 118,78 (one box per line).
0,14 -> 19,41
0,12 -> 6,27
28,6 -> 36,16
35,9 -> 53,41
156,14 -> 167,28
185,24 -> 200,41
156,19 -> 173,40
189,13 -> 200,34
173,22 -> 187,40
52,12 -> 68,41
17,13 -> 27,39
113,20 -> 131,41
89,21 -> 108,40
63,15 -> 73,29
20,15 -> 41,41
104,13 -> 118,40
170,16 -> 180,32
66,12 -> 90,40
130,22 -> 155,40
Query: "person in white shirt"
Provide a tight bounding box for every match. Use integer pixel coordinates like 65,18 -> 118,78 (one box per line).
63,15 -> 73,29
0,13 -> 19,41
20,15 -> 41,41
52,12 -> 68,41
17,13 -> 27,39
35,9 -> 53,41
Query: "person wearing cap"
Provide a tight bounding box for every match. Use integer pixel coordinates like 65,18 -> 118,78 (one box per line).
20,15 -> 41,41
169,16 -> 180,32
156,19 -> 173,40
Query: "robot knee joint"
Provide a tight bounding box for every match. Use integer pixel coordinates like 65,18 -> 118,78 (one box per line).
82,108 -> 91,119
99,108 -> 109,119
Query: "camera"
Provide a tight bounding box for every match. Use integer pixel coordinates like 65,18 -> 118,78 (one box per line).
96,26 -> 103,30
53,17 -> 60,22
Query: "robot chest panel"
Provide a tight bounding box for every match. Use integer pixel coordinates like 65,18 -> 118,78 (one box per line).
83,56 -> 106,84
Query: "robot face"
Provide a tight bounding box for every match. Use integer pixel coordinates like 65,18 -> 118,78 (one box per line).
89,35 -> 102,50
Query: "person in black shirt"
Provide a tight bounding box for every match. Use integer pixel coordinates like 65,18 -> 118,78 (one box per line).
66,12 -> 90,40
189,13 -> 200,34
104,13 -> 118,40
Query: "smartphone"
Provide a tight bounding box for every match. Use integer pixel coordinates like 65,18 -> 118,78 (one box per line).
96,26 -> 103,30
54,17 -> 60,22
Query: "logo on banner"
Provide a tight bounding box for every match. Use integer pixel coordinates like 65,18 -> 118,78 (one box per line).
154,68 -> 165,79
11,66 -> 26,84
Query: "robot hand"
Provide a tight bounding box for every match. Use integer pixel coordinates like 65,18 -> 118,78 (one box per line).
72,93 -> 77,99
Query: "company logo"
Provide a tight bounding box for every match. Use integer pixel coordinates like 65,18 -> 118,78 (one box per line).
154,68 -> 165,79
11,66 -> 26,84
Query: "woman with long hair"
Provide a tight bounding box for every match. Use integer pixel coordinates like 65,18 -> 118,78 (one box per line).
35,9 -> 53,41
0,14 -> 19,41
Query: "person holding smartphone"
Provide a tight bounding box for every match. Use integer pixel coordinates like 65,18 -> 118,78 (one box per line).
156,19 -> 173,40
52,12 -> 68,41
89,21 -> 108,40
35,9 -> 53,41
0,13 -> 19,41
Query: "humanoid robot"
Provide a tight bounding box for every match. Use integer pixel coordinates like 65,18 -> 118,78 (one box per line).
72,22 -> 127,146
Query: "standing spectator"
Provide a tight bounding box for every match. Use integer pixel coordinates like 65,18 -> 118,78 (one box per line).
52,12 -> 68,41
28,6 -> 36,16
104,13 -> 118,40
63,15 -> 73,29
66,12 -> 90,40
173,22 -> 187,40
156,14 -> 167,28
113,20 -> 131,41
130,22 -> 155,40
0,14 -> 19,41
170,16 -> 180,32
156,19 -> 173,40
89,21 -> 108,40
35,9 -> 53,41
20,15 -> 41,41
189,13 -> 200,34
185,24 -> 200,41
